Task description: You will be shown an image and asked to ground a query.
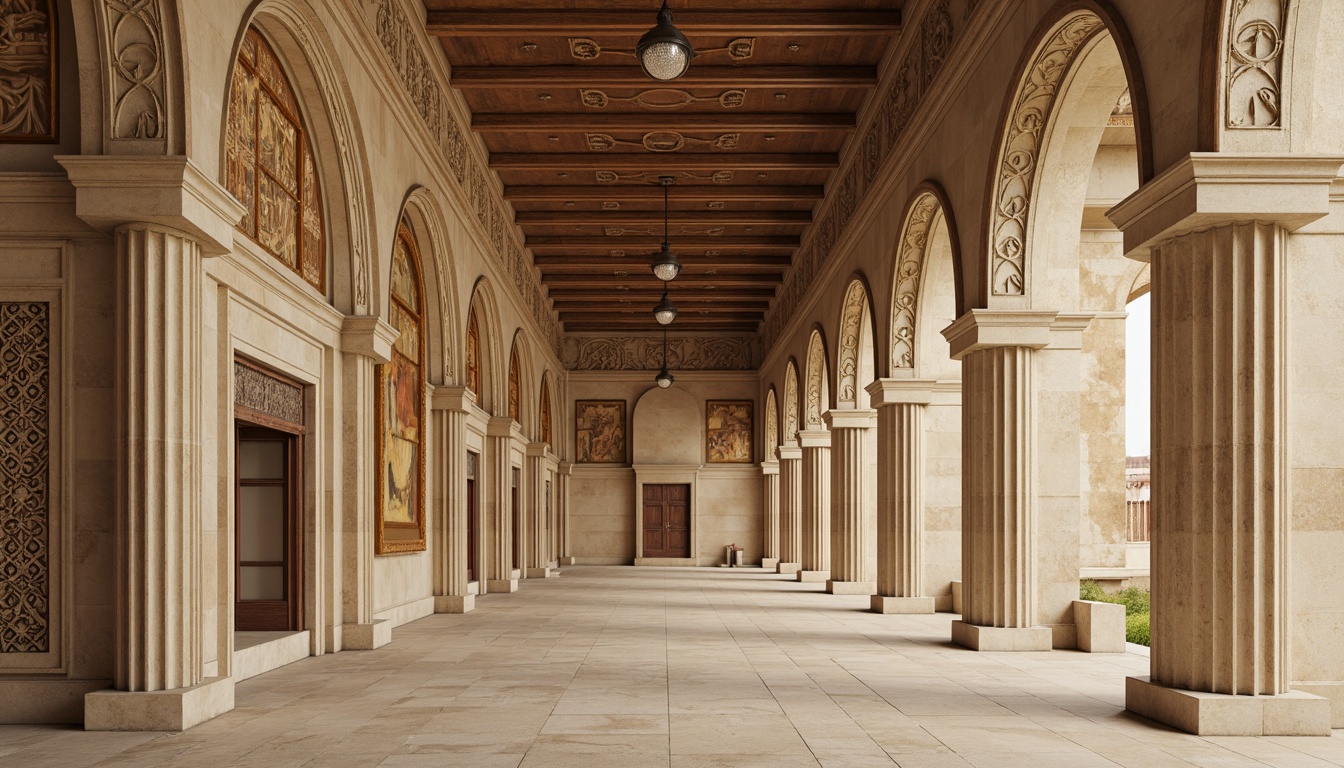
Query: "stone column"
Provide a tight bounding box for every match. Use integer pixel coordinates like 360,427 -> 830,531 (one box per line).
431,387 -> 473,613
524,443 -> 555,578
485,417 -> 519,593
942,311 -> 1060,652
61,157 -> 243,731
824,410 -> 875,594
557,462 -> 575,565
776,443 -> 802,575
1107,155 -> 1341,736
797,429 -> 831,583
760,461 -> 780,570
868,380 -> 935,614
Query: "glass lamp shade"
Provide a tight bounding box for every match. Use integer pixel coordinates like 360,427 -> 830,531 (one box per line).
651,243 -> 682,281
637,2 -> 695,81
655,368 -> 675,388
653,294 -> 678,325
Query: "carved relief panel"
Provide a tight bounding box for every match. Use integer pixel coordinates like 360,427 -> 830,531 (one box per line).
465,307 -> 481,396
1225,0 -> 1289,129
0,0 -> 56,142
507,344 -> 520,424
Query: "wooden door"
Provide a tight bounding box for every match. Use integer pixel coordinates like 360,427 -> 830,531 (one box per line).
466,476 -> 477,582
642,484 -> 691,558
235,425 -> 302,631
510,468 -> 520,570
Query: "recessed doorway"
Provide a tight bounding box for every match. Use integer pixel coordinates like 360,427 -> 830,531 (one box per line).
642,484 -> 690,559
235,425 -> 303,632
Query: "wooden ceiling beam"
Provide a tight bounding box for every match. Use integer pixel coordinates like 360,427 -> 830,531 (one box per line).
425,9 -> 902,37
504,185 -> 823,202
473,113 -> 853,132
535,254 -> 790,269
449,65 -> 878,89
564,323 -> 759,333
488,152 -> 837,170
543,273 -> 782,285
552,298 -> 770,309
516,210 -> 809,226
548,288 -> 776,300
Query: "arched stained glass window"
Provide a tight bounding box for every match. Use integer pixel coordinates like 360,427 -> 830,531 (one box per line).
375,225 -> 425,554
508,345 -> 521,423
225,28 -> 326,292
539,377 -> 553,446
465,308 -> 481,396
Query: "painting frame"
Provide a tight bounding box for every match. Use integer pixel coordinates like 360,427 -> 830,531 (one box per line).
575,399 -> 627,464
706,400 -> 753,464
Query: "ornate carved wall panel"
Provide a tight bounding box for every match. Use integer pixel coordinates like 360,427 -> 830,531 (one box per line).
765,388 -> 778,451
562,336 -> 758,371
0,302 -> 50,654
101,0 -> 168,142
835,281 -> 870,407
539,377 -> 552,446
234,360 -> 303,427
783,362 -> 799,442
507,344 -> 520,423
465,307 -> 481,395
804,331 -> 826,428
890,193 -> 939,372
1225,0 -> 1288,129
0,0 -> 56,142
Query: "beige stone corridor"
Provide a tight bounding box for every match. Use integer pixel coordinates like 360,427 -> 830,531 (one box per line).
3,567 -> 1342,768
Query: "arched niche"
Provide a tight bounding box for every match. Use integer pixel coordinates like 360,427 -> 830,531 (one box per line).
631,386 -> 704,566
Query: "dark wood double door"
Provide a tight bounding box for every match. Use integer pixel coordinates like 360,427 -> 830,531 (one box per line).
642,484 -> 690,558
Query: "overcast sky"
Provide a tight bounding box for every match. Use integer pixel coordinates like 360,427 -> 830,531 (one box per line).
1125,292 -> 1151,457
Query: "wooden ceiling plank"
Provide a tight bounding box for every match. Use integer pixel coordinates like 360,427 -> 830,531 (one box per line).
449,65 -> 878,89
527,235 -> 798,247
473,113 -> 854,132
516,210 -> 810,225
425,9 -> 902,36
542,273 -> 783,284
488,152 -> 837,170
504,185 -> 823,202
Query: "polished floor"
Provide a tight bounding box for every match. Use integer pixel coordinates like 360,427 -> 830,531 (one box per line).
4,566 -> 1343,767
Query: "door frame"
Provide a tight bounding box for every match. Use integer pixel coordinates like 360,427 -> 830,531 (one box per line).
632,464 -> 700,566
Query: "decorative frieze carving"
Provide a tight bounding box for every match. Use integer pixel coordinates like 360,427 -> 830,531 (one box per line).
891,193 -> 939,370
835,281 -> 868,407
763,2 -> 962,349
1225,0 -> 1288,129
569,36 -> 754,62
580,88 -> 745,110
0,302 -> 50,654
595,169 -> 733,185
988,13 -> 1102,297
234,360 -> 303,426
103,0 -> 167,141
363,0 -> 561,354
804,331 -> 826,428
585,131 -> 739,152
562,335 -> 758,371
0,0 -> 56,141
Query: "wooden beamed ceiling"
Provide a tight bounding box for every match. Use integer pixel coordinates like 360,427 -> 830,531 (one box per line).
426,1 -> 903,333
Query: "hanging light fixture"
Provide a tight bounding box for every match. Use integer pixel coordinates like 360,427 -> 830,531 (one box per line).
653,289 -> 678,325
637,1 -> 695,81
655,324 -> 675,388
650,176 -> 682,281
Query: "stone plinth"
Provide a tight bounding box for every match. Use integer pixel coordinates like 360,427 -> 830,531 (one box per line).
85,677 -> 234,732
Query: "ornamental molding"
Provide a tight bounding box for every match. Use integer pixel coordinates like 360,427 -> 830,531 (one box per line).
101,0 -> 168,143
783,364 -> 799,441
890,193 -> 940,371
804,331 -> 826,428
363,0 -> 561,354
835,281 -> 869,407
581,88 -> 745,110
765,389 -> 778,449
988,12 -> 1104,297
562,336 -> 758,371
234,361 -> 303,425
1225,0 -> 1288,129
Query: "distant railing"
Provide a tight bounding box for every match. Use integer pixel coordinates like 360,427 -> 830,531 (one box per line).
1125,456 -> 1150,543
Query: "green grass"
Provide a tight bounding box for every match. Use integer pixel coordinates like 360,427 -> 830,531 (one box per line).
1080,580 -> 1150,646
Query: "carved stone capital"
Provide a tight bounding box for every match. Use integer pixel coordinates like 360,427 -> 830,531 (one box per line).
823,409 -> 876,430
341,315 -> 398,364
431,384 -> 474,413
776,444 -> 803,462
797,429 -> 831,449
940,310 -> 1057,360
56,156 -> 244,255
1107,153 -> 1344,258
760,460 -> 780,475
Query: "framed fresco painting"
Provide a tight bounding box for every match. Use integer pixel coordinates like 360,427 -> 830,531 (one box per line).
706,400 -> 753,464
575,400 -> 627,464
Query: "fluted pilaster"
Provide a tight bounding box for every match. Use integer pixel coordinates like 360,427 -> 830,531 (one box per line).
524,443 -> 554,577
798,429 -> 831,582
777,444 -> 802,574
485,417 -> 518,593
115,225 -> 204,693
431,388 -> 473,612
557,462 -> 574,565
761,462 -> 780,569
825,410 -> 875,594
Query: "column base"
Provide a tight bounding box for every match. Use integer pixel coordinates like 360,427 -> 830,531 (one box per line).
559,556 -> 577,565
950,620 -> 1052,651
870,595 -> 935,614
761,557 -> 779,570
434,594 -> 475,613
776,561 -> 800,575
826,580 -> 876,595
796,570 -> 829,583
1126,676 -> 1331,736
526,567 -> 558,578
84,677 -> 234,731
487,578 -> 519,593
342,620 -> 392,650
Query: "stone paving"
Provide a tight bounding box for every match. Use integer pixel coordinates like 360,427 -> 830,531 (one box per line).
3,566 -> 1343,767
